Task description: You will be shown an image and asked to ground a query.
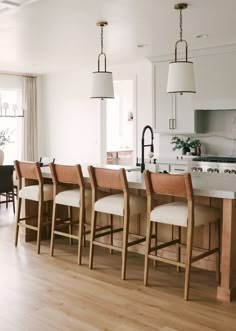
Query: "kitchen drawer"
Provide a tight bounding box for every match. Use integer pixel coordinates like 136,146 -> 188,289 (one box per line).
170,164 -> 188,173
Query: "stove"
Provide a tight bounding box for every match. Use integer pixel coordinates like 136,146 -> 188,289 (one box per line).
189,156 -> 236,174
192,156 -> 236,163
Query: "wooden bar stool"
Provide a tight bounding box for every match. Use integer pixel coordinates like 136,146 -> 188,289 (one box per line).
88,166 -> 146,280
144,171 -> 221,300
50,163 -> 90,265
14,161 -> 53,254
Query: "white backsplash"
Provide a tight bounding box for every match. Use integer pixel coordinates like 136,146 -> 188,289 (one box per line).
159,132 -> 236,158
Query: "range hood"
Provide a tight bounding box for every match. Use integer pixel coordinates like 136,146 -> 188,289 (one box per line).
196,109 -> 236,134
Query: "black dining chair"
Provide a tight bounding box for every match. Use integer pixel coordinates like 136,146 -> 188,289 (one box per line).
0,165 -> 15,213
39,157 -> 55,167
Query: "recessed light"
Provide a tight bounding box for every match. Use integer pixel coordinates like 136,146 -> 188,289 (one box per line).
137,44 -> 148,48
195,34 -> 208,39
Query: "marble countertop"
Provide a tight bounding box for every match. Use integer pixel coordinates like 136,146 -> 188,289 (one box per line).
156,157 -> 194,165
41,166 -> 236,200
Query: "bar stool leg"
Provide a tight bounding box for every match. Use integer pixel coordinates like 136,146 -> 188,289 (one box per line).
77,206 -> 84,265
12,189 -> 15,214
50,202 -> 57,257
45,201 -> 50,239
144,218 -> 152,286
153,222 -> 158,267
177,226 -> 181,272
37,200 -> 43,254
216,219 -> 221,284
121,213 -> 130,280
184,223 -> 194,301
68,206 -> 73,245
83,223 -> 86,247
109,214 -> 113,255
14,197 -> 22,247
89,208 -> 97,269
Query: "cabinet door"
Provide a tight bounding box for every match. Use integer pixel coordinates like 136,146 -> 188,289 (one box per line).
173,94 -> 196,133
153,62 -> 173,133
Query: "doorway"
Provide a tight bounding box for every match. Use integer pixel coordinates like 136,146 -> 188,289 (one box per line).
106,79 -> 136,166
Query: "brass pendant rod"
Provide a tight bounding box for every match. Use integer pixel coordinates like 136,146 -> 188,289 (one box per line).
179,9 -> 183,41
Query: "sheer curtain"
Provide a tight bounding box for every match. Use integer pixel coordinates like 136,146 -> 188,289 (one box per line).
22,77 -> 38,161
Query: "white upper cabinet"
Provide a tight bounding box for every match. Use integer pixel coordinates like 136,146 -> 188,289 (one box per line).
153,61 -> 195,133
193,52 -> 236,110
152,49 -> 236,134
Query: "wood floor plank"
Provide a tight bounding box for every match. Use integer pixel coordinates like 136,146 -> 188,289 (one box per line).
0,208 -> 236,331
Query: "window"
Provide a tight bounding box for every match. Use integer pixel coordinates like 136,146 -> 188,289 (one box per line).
0,89 -> 23,164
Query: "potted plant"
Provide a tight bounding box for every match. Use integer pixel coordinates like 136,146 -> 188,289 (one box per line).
189,138 -> 201,156
0,128 -> 13,164
171,136 -> 201,155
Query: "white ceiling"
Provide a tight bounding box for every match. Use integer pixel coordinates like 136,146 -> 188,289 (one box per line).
0,0 -> 235,74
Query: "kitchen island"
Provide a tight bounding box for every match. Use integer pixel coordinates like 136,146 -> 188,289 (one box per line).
28,167 -> 236,302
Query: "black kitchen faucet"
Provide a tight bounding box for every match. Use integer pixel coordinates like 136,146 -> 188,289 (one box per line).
141,125 -> 154,173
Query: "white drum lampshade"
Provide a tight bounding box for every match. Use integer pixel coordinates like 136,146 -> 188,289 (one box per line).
91,71 -> 114,99
167,61 -> 196,93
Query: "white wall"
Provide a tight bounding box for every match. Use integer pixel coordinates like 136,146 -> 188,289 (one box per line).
38,59 -> 155,165
38,69 -> 101,164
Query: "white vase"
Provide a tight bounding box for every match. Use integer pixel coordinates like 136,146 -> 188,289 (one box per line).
0,149 -> 4,165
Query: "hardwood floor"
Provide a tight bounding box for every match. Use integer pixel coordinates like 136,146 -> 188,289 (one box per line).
0,206 -> 236,331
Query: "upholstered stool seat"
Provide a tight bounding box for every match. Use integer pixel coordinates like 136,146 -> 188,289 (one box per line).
19,184 -> 53,202
95,193 -> 146,217
150,202 -> 220,227
50,163 -> 89,264
88,166 -> 147,280
14,161 -> 54,254
55,188 -> 91,208
144,171 -> 221,300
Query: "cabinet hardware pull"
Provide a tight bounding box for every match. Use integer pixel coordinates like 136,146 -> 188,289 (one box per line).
173,118 -> 176,129
173,168 -> 185,171
169,119 -> 172,129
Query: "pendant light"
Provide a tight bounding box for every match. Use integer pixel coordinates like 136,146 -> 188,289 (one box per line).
91,22 -> 114,99
167,3 -> 196,94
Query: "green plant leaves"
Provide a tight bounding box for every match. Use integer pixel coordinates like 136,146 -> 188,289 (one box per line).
171,136 -> 201,151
